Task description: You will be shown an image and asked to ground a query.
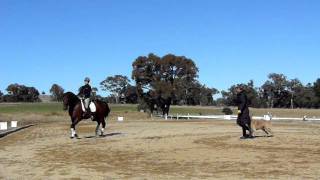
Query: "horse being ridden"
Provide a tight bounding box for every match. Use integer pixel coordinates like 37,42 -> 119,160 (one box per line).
63,92 -> 110,138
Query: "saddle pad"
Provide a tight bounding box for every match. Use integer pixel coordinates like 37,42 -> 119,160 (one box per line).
80,101 -> 96,112
89,102 -> 96,112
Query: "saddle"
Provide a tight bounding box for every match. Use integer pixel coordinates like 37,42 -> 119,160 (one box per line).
80,99 -> 97,113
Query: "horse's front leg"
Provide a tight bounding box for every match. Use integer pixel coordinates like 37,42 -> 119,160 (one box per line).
70,118 -> 80,139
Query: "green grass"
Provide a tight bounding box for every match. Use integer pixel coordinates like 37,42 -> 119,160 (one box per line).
0,103 -> 139,114
0,103 -> 63,114
169,106 -> 225,115
0,103 -> 225,114
1,103 -> 320,118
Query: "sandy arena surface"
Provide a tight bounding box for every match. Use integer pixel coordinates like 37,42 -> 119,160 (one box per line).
1,116 -> 320,179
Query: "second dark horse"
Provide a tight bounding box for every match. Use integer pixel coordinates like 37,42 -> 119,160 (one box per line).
143,92 -> 172,119
63,92 -> 110,138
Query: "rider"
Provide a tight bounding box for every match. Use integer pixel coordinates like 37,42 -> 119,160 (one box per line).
78,77 -> 92,117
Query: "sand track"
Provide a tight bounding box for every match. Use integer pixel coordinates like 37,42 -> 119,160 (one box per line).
1,119 -> 320,179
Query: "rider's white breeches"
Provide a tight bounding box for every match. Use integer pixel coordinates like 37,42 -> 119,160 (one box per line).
84,98 -> 90,109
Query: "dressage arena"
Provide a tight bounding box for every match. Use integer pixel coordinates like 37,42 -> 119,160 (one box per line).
1,107 -> 320,179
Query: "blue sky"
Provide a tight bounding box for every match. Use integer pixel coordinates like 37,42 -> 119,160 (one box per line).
1,0 -> 320,97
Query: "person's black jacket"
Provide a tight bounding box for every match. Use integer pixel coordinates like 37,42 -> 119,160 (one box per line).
78,84 -> 92,98
236,91 -> 250,122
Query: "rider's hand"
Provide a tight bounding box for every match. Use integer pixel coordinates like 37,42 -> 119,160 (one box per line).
237,110 -> 241,114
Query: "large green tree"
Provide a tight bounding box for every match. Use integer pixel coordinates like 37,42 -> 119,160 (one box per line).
261,73 -> 291,108
100,75 -> 131,103
132,53 -> 199,101
221,80 -> 261,107
294,83 -> 318,108
50,84 -> 65,101
313,78 -> 320,98
0,90 -> 3,102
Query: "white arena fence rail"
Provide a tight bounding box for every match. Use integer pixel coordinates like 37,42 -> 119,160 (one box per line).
156,114 -> 320,121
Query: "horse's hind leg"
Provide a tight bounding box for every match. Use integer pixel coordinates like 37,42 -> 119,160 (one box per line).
95,122 -> 101,137
100,119 -> 106,136
70,119 -> 75,138
262,127 -> 273,137
70,126 -> 76,138
266,128 -> 273,137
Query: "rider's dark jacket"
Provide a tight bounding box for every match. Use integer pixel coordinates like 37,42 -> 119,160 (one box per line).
78,84 -> 92,98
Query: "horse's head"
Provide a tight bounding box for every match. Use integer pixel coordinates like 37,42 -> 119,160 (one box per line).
62,92 -> 77,110
62,92 -> 80,111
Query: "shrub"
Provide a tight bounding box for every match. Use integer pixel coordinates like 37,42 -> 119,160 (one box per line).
222,107 -> 233,115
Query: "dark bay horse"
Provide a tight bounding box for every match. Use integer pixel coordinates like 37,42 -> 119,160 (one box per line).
62,92 -> 110,138
143,92 -> 172,119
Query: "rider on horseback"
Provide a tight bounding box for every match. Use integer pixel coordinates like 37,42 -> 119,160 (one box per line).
78,77 -> 92,117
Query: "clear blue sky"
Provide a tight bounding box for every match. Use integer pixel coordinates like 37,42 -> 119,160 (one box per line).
1,0 -> 320,97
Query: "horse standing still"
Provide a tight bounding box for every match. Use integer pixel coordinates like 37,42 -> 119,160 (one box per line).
62,92 -> 110,138
143,92 -> 171,119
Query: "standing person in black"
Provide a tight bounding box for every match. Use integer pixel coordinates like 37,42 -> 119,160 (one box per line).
236,86 -> 254,139
78,77 -> 92,117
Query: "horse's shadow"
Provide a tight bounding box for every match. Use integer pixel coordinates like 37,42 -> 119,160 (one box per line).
85,132 -> 123,139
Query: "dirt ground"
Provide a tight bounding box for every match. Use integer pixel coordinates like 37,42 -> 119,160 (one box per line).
1,115 -> 320,179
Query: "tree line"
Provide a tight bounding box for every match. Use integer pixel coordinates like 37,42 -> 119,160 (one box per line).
1,53 -> 320,109
0,84 -> 41,102
219,73 -> 320,108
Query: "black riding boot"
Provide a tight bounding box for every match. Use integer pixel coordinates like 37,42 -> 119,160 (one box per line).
240,127 -> 248,139
83,108 -> 91,118
244,124 -> 254,139
91,112 -> 96,121
247,127 -> 254,138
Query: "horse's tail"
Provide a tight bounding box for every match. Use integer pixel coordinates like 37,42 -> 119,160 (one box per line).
95,99 -> 110,118
104,102 -> 111,118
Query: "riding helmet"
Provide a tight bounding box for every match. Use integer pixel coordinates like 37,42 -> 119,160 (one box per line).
84,77 -> 90,82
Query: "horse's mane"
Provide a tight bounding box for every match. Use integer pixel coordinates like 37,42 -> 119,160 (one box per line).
65,91 -> 79,99
63,92 -> 80,110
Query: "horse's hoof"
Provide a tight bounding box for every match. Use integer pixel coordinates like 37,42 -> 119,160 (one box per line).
70,136 -> 74,139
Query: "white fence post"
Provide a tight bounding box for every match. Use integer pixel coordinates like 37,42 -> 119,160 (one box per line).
11,121 -> 18,128
117,117 -> 124,122
0,122 -> 8,130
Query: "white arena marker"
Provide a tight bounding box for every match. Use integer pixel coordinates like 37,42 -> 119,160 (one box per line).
11,121 -> 18,128
118,117 -> 124,122
0,122 -> 8,130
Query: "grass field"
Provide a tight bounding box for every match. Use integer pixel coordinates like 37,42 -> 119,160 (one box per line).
1,102 -> 320,118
